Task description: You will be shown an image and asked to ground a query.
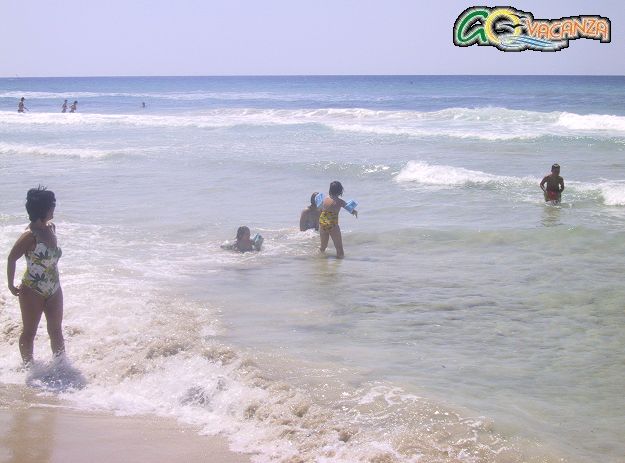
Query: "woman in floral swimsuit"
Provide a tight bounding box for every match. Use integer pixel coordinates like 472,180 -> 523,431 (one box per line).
7,187 -> 65,365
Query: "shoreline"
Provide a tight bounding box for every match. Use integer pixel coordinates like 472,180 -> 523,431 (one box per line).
0,383 -> 250,463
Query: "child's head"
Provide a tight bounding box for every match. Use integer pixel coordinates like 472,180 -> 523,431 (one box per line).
329,181 -> 343,197
551,163 -> 560,174
310,192 -> 319,207
236,226 -> 250,240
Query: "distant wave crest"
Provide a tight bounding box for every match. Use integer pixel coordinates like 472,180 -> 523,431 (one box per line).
556,112 -> 625,133
395,161 -> 504,186
0,142 -> 142,159
1,107 -> 625,141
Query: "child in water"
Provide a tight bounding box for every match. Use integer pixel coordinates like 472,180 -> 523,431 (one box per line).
319,181 -> 357,259
540,163 -> 565,203
224,226 -> 263,253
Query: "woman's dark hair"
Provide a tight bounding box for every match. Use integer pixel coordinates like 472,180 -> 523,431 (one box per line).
310,192 -> 319,207
329,181 -> 343,197
236,226 -> 250,240
26,186 -> 55,222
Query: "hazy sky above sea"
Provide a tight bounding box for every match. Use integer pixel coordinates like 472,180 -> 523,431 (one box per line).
1,0 -> 622,77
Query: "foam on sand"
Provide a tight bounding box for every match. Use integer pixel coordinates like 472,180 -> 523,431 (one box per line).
0,384 -> 249,463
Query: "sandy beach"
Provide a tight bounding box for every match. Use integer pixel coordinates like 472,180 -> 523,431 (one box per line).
0,384 -> 250,463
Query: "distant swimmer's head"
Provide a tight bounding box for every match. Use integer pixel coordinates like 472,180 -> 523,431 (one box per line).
26,186 -> 56,222
20,97 -> 25,101
310,192 -> 319,207
64,99 -> 68,103
236,226 -> 250,240
73,100 -> 78,104
329,181 -> 343,197
551,163 -> 560,173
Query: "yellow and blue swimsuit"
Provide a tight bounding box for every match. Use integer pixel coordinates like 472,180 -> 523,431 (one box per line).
319,210 -> 339,231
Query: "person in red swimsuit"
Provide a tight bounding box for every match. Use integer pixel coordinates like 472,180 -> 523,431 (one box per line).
540,163 -> 565,204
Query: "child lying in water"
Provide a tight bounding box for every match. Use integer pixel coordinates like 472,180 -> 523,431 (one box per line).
221,226 -> 263,253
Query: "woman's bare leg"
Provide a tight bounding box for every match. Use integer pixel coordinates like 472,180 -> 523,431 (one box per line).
18,286 -> 45,364
44,288 -> 65,357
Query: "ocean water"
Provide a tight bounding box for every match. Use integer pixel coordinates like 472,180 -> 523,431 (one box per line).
1,76 -> 624,462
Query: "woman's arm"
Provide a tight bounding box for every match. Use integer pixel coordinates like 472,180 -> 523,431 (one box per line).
7,232 -> 35,296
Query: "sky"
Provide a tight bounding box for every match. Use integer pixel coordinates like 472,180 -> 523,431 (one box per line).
0,0 -> 622,77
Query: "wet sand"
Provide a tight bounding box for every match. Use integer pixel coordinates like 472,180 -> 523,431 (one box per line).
0,384 -> 250,463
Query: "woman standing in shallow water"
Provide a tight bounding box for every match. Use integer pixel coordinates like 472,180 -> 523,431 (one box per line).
7,187 -> 65,365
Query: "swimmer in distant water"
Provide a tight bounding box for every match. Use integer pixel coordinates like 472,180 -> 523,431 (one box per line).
61,100 -> 68,113
17,97 -> 27,113
540,163 -> 565,204
300,192 -> 321,231
141,102 -> 146,108
319,181 -> 357,259
7,186 -> 65,365
69,101 -> 78,113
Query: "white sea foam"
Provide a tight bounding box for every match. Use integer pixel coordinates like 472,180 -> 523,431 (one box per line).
395,161 -> 513,186
0,282 -> 517,462
597,181 -> 625,206
555,112 -> 625,133
0,142 -> 139,159
2,107 -> 624,141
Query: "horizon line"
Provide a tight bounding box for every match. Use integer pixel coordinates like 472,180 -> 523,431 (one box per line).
1,73 -> 624,79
